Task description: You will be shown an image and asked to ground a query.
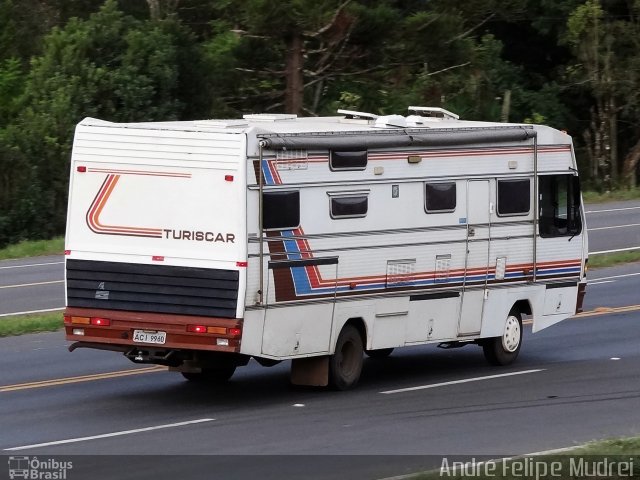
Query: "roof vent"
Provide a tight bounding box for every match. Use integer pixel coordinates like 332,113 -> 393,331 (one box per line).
406,115 -> 430,127
374,115 -> 407,128
243,113 -> 297,122
337,109 -> 378,123
408,106 -> 459,120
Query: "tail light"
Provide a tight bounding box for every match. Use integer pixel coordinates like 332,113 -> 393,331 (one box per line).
90,317 -> 111,326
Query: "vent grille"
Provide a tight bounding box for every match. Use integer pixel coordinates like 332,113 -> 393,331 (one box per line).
66,259 -> 239,318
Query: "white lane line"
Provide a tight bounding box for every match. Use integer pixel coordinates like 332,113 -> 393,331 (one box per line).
4,418 -> 215,451
587,271 -> 640,282
0,261 -> 63,270
0,308 -> 64,318
590,246 -> 640,255
588,280 -> 616,286
589,223 -> 640,231
380,369 -> 544,395
0,280 -> 64,290
585,206 -> 640,214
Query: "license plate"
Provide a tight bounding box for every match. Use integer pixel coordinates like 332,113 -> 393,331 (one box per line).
132,330 -> 166,345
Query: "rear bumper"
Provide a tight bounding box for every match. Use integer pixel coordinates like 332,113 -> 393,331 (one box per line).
64,307 -> 243,353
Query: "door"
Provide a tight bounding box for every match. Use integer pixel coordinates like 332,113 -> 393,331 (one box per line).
458,180 -> 491,336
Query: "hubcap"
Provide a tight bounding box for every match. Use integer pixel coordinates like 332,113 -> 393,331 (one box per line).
502,315 -> 521,353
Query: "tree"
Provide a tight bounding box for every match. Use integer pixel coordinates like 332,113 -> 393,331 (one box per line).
0,0 -> 191,246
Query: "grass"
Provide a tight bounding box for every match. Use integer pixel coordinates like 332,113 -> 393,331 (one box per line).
413,436 -> 640,479
589,249 -> 640,269
583,187 -> 640,204
0,311 -> 64,337
0,236 -> 64,261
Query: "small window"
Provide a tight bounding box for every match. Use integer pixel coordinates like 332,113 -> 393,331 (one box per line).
263,191 -> 300,230
539,174 -> 582,237
425,182 -> 456,213
497,179 -> 530,216
330,150 -> 367,171
330,195 -> 368,219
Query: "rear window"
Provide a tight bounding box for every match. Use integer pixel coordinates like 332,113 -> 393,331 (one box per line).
263,191 -> 300,229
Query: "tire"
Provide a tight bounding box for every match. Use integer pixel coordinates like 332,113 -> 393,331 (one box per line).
181,365 -> 236,383
483,310 -> 522,366
365,348 -> 394,359
329,324 -> 364,390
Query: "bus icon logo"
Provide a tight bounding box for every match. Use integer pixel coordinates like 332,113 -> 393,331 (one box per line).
7,456 -> 29,479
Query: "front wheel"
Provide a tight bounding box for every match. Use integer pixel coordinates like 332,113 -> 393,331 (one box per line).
329,325 -> 364,390
181,365 -> 236,383
483,310 -> 522,366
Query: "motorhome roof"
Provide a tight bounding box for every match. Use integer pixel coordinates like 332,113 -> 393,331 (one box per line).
78,112 -> 570,147
79,114 -> 523,135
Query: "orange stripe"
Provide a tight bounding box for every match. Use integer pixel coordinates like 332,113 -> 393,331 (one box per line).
88,174 -> 162,237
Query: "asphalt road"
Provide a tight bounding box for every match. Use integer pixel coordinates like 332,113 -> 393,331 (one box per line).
585,200 -> 640,253
0,200 -> 638,478
0,255 -> 64,316
0,263 -> 639,479
0,199 -> 639,318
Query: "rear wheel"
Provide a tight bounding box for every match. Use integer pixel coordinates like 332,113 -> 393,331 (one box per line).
483,310 -> 522,366
329,325 -> 364,390
181,365 -> 236,383
365,348 -> 394,359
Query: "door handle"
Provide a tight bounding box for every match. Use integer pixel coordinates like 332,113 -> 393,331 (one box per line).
468,227 -> 475,237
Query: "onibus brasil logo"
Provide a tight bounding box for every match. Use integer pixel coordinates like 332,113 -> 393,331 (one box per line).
7,456 -> 72,479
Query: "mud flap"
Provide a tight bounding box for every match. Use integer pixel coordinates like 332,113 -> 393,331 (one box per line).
290,356 -> 329,387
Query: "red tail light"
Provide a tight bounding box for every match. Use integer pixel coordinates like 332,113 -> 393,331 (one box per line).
229,328 -> 242,337
90,317 -> 110,326
187,325 -> 207,334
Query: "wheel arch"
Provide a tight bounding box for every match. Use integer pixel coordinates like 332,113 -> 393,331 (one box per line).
343,317 -> 367,348
512,299 -> 532,316
331,316 -> 368,354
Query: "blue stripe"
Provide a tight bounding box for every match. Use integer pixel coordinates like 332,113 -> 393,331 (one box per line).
261,159 -> 274,185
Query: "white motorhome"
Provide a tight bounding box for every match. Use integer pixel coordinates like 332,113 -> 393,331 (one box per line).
64,108 -> 588,389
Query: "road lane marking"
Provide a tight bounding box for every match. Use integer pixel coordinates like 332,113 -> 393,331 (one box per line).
587,271 -> 640,282
0,307 -> 64,318
0,280 -> 64,290
590,246 -> 640,255
4,418 -> 214,451
585,206 -> 640,214
0,366 -> 166,393
380,369 -> 544,395
573,304 -> 640,318
589,223 -> 640,231
0,261 -> 63,270
588,280 -> 615,285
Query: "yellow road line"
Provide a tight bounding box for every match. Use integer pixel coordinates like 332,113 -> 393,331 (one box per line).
0,366 -> 166,393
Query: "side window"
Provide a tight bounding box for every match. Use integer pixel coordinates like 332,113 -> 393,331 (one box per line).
497,179 -> 530,216
425,182 -> 456,213
263,191 -> 300,230
330,150 -> 367,171
329,193 -> 368,219
539,174 -> 582,237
